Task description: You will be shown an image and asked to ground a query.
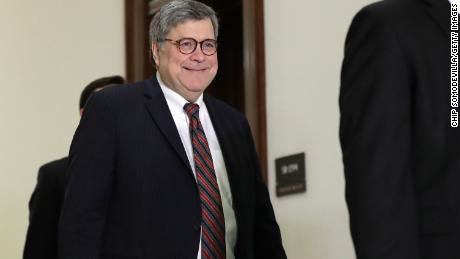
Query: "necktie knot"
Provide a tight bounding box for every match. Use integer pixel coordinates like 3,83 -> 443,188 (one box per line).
183,103 -> 200,119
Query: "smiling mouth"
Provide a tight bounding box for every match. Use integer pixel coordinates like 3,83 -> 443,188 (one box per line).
183,67 -> 208,71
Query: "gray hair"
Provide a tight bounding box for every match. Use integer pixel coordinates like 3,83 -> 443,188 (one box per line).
149,0 -> 219,46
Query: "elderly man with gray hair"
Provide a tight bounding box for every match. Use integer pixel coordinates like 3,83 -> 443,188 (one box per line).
58,1 -> 286,259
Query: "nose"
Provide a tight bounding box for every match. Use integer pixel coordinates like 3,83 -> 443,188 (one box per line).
189,45 -> 206,62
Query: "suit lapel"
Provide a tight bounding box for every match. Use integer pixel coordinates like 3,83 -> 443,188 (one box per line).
204,95 -> 237,186
143,77 -> 193,174
204,95 -> 244,224
423,0 -> 451,38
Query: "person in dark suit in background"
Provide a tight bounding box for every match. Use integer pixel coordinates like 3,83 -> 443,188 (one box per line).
58,1 -> 286,259
23,75 -> 125,259
340,0 -> 459,258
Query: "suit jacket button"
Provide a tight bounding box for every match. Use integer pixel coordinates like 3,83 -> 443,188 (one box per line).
193,224 -> 200,231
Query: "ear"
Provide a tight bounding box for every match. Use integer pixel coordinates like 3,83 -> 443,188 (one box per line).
152,42 -> 160,66
79,108 -> 84,117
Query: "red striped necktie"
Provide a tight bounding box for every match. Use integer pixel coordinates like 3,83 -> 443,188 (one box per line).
184,103 -> 226,259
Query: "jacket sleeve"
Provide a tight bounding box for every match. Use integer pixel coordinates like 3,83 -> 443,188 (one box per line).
243,118 -> 287,259
58,92 -> 116,259
23,166 -> 61,259
339,6 -> 419,259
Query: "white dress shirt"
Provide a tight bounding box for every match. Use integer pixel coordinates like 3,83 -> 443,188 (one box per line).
157,73 -> 237,259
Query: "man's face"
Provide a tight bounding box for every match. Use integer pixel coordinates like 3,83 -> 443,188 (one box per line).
152,18 -> 218,102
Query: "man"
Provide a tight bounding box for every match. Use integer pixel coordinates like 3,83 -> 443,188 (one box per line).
58,1 -> 286,259
23,75 -> 125,259
340,0 -> 459,258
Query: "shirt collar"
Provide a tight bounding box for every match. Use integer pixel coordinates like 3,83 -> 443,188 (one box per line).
156,72 -> 204,117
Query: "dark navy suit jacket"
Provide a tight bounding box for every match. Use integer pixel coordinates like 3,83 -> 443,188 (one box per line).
58,77 -> 286,259
340,0 -> 460,258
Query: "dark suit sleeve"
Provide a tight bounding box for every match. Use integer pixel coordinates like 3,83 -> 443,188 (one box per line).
23,166 -> 60,259
58,93 -> 116,259
243,119 -> 287,259
339,6 -> 419,259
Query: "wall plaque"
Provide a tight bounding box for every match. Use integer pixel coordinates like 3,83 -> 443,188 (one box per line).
275,153 -> 306,197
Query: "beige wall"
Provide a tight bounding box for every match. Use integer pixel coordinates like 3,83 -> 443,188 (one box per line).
264,0 -> 375,258
0,0 -> 382,258
0,0 -> 125,257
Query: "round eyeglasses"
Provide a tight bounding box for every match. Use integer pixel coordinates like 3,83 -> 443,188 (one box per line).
164,38 -> 218,56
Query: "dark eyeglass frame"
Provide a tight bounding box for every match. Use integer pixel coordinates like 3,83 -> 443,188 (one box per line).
164,38 -> 218,56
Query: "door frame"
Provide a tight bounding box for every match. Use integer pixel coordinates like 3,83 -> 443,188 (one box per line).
124,0 -> 268,182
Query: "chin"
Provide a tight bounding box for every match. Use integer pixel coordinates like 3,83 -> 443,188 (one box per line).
183,81 -> 210,92
185,85 -> 207,93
